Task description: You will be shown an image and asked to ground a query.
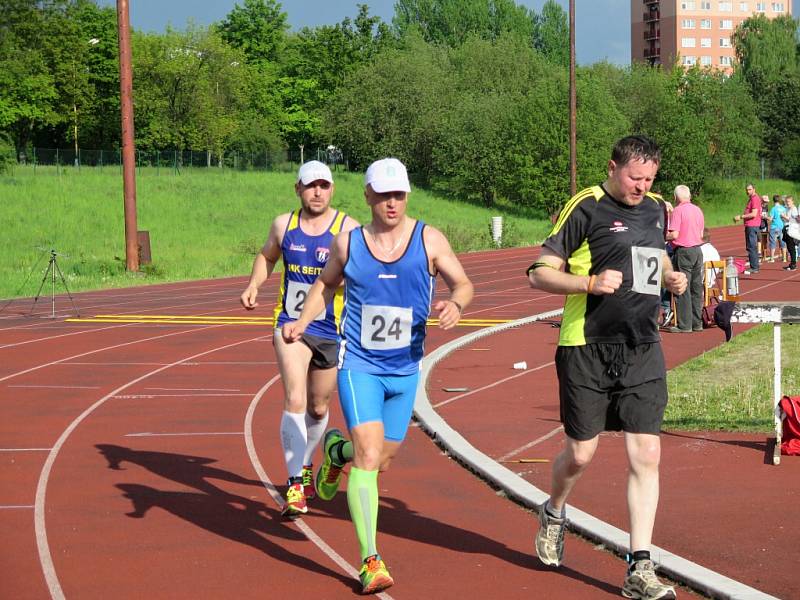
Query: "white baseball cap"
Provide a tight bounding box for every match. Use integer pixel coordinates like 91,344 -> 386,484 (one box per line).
297,160 -> 333,185
365,158 -> 410,193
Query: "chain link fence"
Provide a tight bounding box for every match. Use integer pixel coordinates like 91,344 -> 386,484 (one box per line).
23,146 -> 348,172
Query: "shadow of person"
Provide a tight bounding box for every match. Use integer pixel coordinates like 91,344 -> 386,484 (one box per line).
116,483 -> 357,592
310,493 -> 619,595
97,444 -> 263,497
660,430 -> 768,452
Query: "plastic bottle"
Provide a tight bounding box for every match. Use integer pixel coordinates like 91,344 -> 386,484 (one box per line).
726,256 -> 739,297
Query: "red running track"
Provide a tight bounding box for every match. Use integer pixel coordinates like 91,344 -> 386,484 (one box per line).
0,224 -> 794,599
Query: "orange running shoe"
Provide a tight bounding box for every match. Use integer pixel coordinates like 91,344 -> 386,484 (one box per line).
359,554 -> 393,594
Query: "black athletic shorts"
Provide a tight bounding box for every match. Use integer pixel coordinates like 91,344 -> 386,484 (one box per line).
273,330 -> 338,369
555,342 -> 667,441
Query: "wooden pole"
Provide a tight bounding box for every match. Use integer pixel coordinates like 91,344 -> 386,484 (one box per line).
569,0 -> 577,196
117,0 -> 139,271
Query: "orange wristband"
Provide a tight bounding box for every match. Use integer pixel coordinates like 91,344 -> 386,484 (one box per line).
587,274 -> 597,294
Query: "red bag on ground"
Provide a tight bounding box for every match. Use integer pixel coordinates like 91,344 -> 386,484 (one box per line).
734,258 -> 747,274
779,395 -> 800,456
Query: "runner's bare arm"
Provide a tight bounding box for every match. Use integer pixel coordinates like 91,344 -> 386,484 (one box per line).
425,226 -> 474,330
528,247 -> 622,295
240,214 -> 288,309
282,231 -> 348,342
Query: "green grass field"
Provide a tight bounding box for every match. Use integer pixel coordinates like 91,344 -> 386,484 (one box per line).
664,324 -> 800,432
0,165 -> 552,299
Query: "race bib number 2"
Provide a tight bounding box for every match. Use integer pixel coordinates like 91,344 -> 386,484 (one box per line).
361,304 -> 412,350
285,280 -> 325,321
630,246 -> 663,296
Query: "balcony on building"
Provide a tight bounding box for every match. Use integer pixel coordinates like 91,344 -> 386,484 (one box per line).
644,28 -> 660,40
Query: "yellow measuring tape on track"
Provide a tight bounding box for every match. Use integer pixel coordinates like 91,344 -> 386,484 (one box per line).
66,314 -> 512,327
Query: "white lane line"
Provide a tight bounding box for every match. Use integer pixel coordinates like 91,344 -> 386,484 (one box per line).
0,448 -> 51,452
433,360 -> 555,408
0,323 -> 137,349
1,505 -> 35,509
1,326 -> 221,384
62,361 -> 274,366
144,387 -> 241,392
125,431 -> 244,437
112,393 -> 252,399
497,426 -> 564,462
8,385 -> 101,389
34,332 -> 271,600
244,378 -> 395,600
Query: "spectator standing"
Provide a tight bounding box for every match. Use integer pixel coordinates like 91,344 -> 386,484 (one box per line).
783,195 -> 799,271
666,185 -> 705,333
767,195 -> 787,262
733,184 -> 761,273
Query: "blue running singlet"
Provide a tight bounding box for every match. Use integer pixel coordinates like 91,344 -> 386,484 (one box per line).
338,221 -> 435,375
274,209 -> 349,339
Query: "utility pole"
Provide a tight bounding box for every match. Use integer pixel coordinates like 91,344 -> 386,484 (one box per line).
569,0 -> 577,196
117,0 -> 139,271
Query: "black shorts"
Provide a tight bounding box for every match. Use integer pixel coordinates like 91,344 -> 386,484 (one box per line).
274,331 -> 338,370
555,342 -> 667,441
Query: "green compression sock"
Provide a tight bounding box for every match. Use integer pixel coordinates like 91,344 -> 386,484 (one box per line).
333,440 -> 354,465
347,467 -> 379,560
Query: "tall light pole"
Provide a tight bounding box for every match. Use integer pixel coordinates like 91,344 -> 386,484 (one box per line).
116,0 -> 139,271
569,0 -> 577,196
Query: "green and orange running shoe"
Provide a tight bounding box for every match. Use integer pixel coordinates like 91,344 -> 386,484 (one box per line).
315,429 -> 346,501
359,554 -> 393,595
281,481 -> 307,518
302,464 -> 315,500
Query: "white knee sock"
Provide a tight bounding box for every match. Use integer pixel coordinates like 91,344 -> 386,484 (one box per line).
280,411 -> 307,479
303,410 -> 329,465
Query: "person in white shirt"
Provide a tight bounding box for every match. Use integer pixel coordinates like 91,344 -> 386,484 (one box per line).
700,228 -> 721,287
782,195 -> 799,271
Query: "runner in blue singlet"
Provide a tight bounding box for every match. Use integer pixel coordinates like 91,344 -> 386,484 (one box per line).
282,158 -> 474,594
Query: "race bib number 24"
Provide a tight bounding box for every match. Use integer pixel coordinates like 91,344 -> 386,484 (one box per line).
361,304 -> 412,350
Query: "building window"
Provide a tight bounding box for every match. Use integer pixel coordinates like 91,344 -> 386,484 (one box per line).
720,19 -> 733,29
739,1 -> 749,9
756,1 -> 766,10
701,38 -> 712,47
772,2 -> 785,11
718,1 -> 732,10
681,1 -> 696,8
682,19 -> 696,28
720,37 -> 732,47
682,37 -> 697,47
700,1 -> 711,8
701,56 -> 713,66
720,56 -> 733,66
700,18 -> 712,28
683,56 -> 698,66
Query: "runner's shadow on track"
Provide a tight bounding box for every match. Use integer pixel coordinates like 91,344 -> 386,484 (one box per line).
116,483 -> 355,590
96,444 -> 264,497
661,430 -> 768,452
311,494 -> 619,595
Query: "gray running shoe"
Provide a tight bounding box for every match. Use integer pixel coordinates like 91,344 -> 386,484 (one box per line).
622,560 -> 676,600
534,502 -> 565,566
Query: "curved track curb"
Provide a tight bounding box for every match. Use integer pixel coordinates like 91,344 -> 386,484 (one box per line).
414,309 -> 779,600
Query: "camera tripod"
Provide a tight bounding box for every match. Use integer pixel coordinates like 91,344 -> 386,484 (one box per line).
29,249 -> 80,318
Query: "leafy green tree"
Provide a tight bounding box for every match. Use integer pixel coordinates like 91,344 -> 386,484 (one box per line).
532,0 -> 569,67
133,26 -> 254,161
321,31 -> 452,179
281,4 -> 394,148
0,0 -> 59,161
217,0 -> 288,65
392,0 -> 535,47
733,14 -> 799,90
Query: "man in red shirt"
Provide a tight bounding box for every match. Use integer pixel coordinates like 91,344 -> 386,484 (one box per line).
667,185 -> 705,332
733,183 -> 762,274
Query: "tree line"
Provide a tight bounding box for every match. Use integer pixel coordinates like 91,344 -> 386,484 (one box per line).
1,0 -> 798,214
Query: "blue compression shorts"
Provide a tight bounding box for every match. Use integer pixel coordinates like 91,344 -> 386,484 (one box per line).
337,369 -> 420,442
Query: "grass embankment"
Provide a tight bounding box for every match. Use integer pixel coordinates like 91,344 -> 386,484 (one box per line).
0,165 -> 551,299
664,323 -> 800,432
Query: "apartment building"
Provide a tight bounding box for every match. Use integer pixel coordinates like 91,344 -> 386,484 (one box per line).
631,1 -> 793,73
